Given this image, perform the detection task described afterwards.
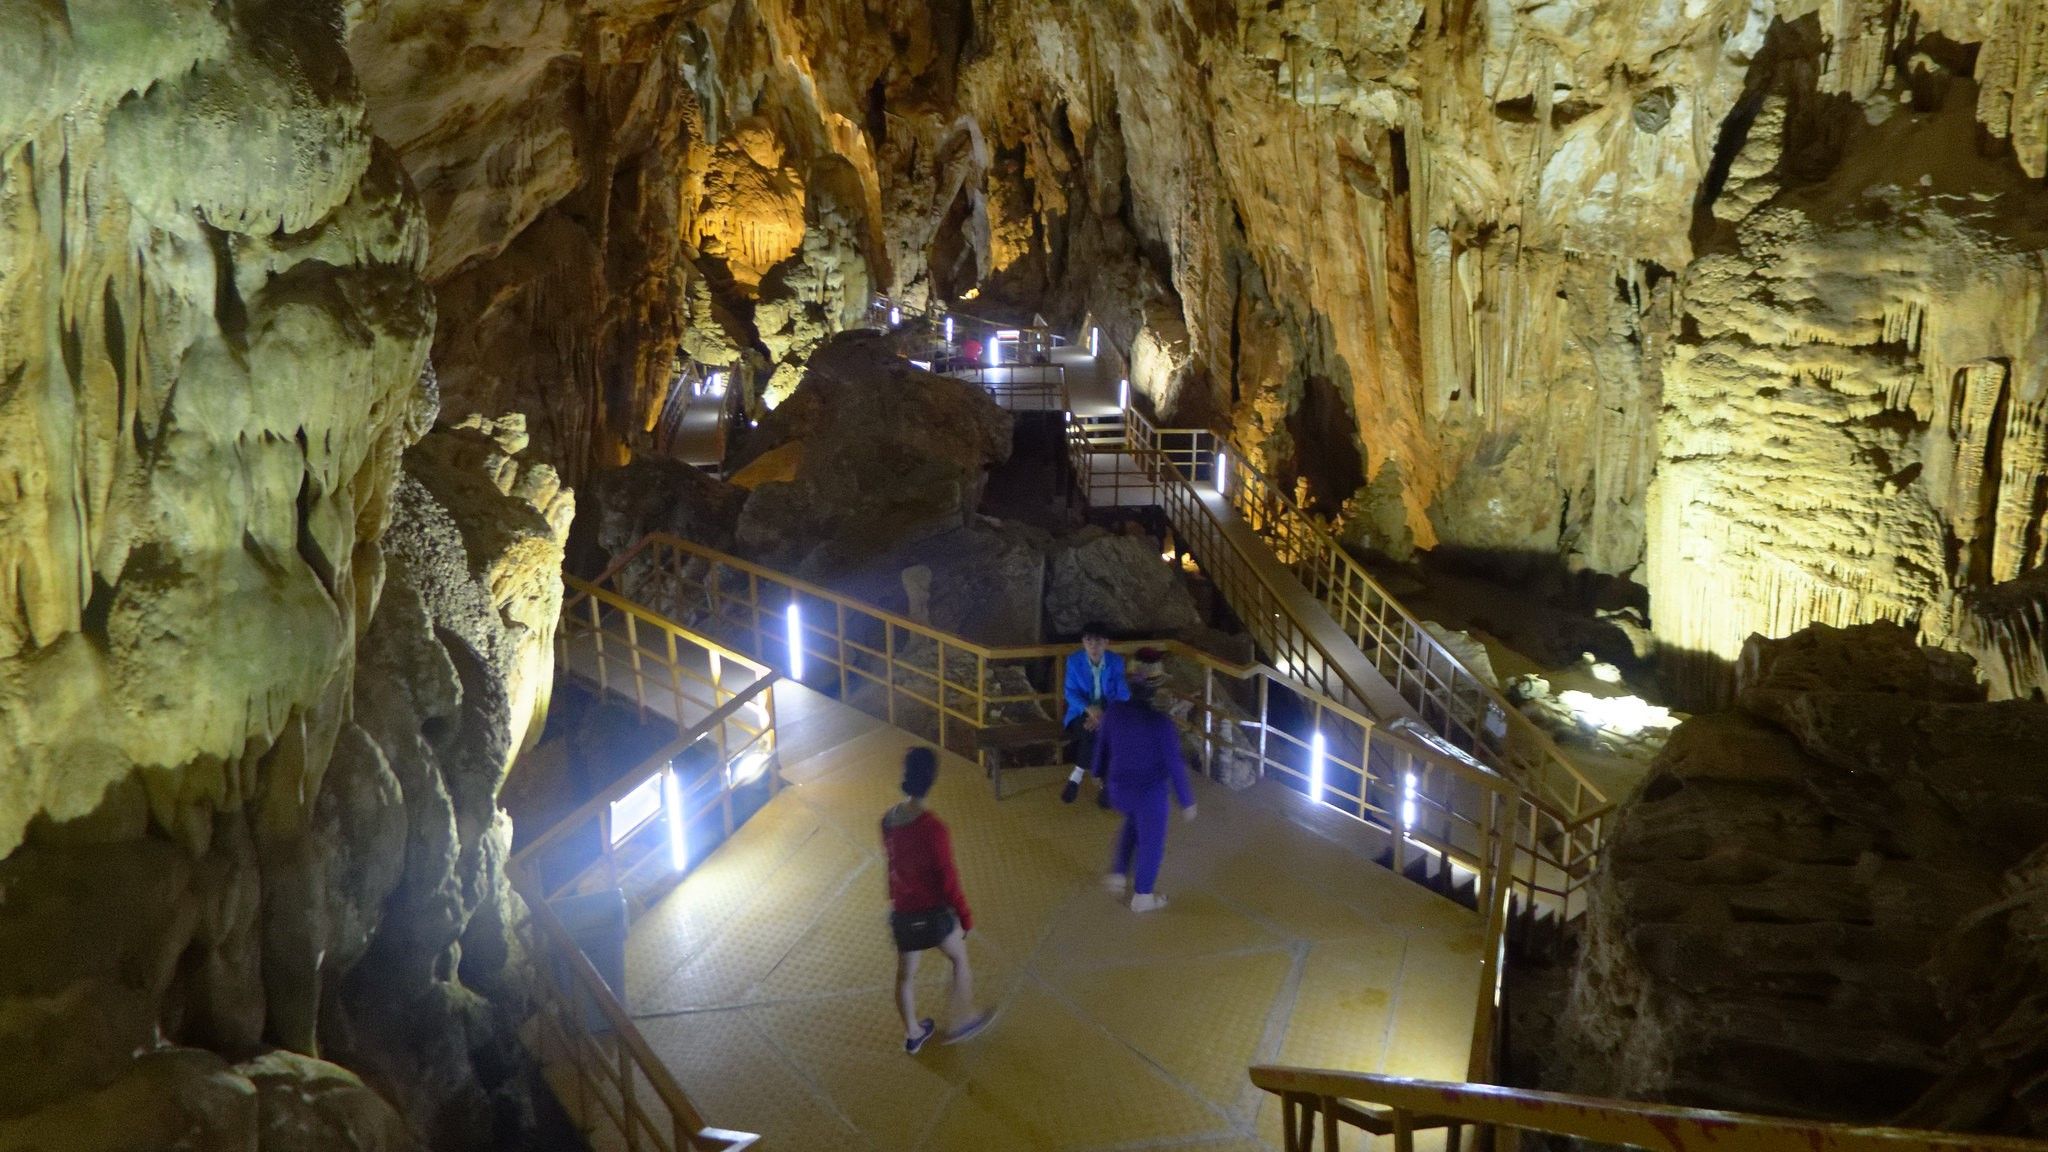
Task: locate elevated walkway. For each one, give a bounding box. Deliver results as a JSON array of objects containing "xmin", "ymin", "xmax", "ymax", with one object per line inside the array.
[{"xmin": 623, "ymin": 686, "xmax": 1482, "ymax": 1151}]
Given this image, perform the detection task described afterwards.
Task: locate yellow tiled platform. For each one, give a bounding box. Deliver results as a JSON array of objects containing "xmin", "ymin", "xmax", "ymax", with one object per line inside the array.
[{"xmin": 625, "ymin": 687, "xmax": 1485, "ymax": 1151}]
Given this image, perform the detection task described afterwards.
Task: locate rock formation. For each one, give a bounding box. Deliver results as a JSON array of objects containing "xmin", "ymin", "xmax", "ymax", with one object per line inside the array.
[
  {"xmin": 1566, "ymin": 623, "xmax": 2048, "ymax": 1132},
  {"xmin": 0, "ymin": 9, "xmax": 571, "ymax": 1141},
  {"xmin": 330, "ymin": 0, "xmax": 2048, "ymax": 702}
]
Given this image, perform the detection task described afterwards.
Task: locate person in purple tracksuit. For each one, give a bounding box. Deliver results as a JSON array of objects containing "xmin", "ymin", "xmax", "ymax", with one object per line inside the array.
[{"xmin": 1091, "ymin": 649, "xmax": 1196, "ymax": 912}]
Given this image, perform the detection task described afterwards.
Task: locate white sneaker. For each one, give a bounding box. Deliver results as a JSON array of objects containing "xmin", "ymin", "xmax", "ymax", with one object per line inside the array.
[
  {"xmin": 1101, "ymin": 872, "xmax": 1128, "ymax": 893},
  {"xmin": 1130, "ymin": 893, "xmax": 1168, "ymax": 913}
]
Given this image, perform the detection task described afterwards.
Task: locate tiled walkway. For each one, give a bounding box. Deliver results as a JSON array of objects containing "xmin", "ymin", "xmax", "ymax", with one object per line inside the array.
[{"xmin": 622, "ymin": 692, "xmax": 1485, "ymax": 1151}]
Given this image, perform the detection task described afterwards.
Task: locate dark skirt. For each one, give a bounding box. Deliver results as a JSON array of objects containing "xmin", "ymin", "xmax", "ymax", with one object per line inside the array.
[{"xmin": 890, "ymin": 907, "xmax": 958, "ymax": 953}]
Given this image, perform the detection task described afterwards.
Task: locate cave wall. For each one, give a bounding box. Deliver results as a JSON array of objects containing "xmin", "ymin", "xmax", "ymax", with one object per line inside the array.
[
  {"xmin": 397, "ymin": 0, "xmax": 2043, "ymax": 702},
  {"xmin": 0, "ymin": 4, "xmax": 570, "ymax": 1148}
]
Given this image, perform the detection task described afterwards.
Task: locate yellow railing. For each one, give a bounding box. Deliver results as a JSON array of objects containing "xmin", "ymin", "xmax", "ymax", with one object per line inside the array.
[
  {"xmin": 1249, "ymin": 1068, "xmax": 2048, "ymax": 1152},
  {"xmin": 1213, "ymin": 429, "xmax": 1607, "ymax": 822},
  {"xmin": 587, "ymin": 529, "xmax": 1623, "ymax": 1076},
  {"xmin": 510, "ymin": 598, "xmax": 782, "ymax": 1152},
  {"xmin": 1072, "ymin": 408, "xmax": 1610, "ymax": 907}
]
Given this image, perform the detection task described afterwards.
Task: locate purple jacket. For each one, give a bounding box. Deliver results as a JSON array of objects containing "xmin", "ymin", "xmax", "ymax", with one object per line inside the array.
[{"xmin": 1091, "ymin": 700, "xmax": 1194, "ymax": 811}]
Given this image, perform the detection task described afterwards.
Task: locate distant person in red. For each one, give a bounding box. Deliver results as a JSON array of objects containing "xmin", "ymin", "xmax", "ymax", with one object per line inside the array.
[
  {"xmin": 882, "ymin": 746, "xmax": 995, "ymax": 1053},
  {"xmin": 960, "ymin": 335, "xmax": 984, "ymax": 365}
]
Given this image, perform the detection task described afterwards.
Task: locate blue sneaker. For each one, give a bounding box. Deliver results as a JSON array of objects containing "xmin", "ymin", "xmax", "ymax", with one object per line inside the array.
[
  {"xmin": 904, "ymin": 1018, "xmax": 936, "ymax": 1055},
  {"xmin": 943, "ymin": 1009, "xmax": 997, "ymax": 1045}
]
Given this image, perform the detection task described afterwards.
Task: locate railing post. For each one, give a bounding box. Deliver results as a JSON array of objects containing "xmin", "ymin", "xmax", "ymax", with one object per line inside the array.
[
  {"xmin": 590, "ymin": 597, "xmax": 609, "ymax": 696},
  {"xmin": 886, "ymin": 625, "xmax": 899, "ymax": 727},
  {"xmin": 627, "ymin": 612, "xmax": 647, "ymax": 722},
  {"xmin": 620, "ymin": 1040, "xmax": 641, "ymax": 1152},
  {"xmin": 667, "ymin": 630, "xmax": 684, "ymax": 722},
  {"xmin": 837, "ymin": 602, "xmax": 849, "ymax": 700},
  {"xmin": 937, "ymin": 638, "xmax": 951, "ymax": 751},
  {"xmin": 1257, "ymin": 674, "xmax": 1271, "ymax": 774},
  {"xmin": 1202, "ymin": 664, "xmax": 1216, "ymax": 778}
]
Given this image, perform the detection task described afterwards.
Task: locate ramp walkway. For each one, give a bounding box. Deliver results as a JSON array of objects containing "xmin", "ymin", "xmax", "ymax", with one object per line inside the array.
[
  {"xmin": 624, "ymin": 691, "xmax": 1482, "ymax": 1151},
  {"xmin": 520, "ymin": 554, "xmax": 1502, "ymax": 1151}
]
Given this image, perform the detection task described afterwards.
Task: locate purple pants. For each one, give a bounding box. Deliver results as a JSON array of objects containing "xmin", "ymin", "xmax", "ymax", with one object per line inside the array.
[{"xmin": 1111, "ymin": 790, "xmax": 1170, "ymax": 895}]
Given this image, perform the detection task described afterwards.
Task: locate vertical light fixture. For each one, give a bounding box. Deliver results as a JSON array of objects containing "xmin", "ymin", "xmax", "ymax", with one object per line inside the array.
[
  {"xmin": 1118, "ymin": 378, "xmax": 1130, "ymax": 410},
  {"xmin": 663, "ymin": 766, "xmax": 688, "ymax": 870},
  {"xmin": 1309, "ymin": 731, "xmax": 1326, "ymax": 804},
  {"xmin": 944, "ymin": 316, "xmax": 955, "ymax": 343},
  {"xmin": 1216, "ymin": 449, "xmax": 1230, "ymax": 492},
  {"xmin": 989, "ymin": 338, "xmax": 1002, "ymax": 367},
  {"xmin": 785, "ymin": 601, "xmax": 805, "ymax": 680},
  {"xmin": 889, "ymin": 306, "xmax": 901, "ymax": 327},
  {"xmin": 1402, "ymin": 772, "xmax": 1419, "ymax": 830},
  {"xmin": 1089, "ymin": 326, "xmax": 1099, "ymax": 356}
]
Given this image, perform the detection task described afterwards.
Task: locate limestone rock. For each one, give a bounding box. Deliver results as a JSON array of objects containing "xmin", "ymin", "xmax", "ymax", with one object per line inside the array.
[
  {"xmin": 585, "ymin": 455, "xmax": 749, "ymax": 563},
  {"xmin": 0, "ymin": 1048, "xmax": 422, "ymax": 1152},
  {"xmin": 1566, "ymin": 623, "xmax": 2048, "ymax": 1129},
  {"xmin": 730, "ymin": 332, "xmax": 1012, "ymax": 577},
  {"xmin": 1047, "ymin": 529, "xmax": 1204, "ymax": 638}
]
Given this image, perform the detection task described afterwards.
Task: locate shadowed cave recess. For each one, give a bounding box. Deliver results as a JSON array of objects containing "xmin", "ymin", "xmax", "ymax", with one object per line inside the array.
[{"xmin": 5, "ymin": 0, "xmax": 2048, "ymax": 1149}]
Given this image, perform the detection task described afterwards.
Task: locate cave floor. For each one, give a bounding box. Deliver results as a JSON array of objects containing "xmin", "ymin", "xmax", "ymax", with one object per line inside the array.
[{"xmin": 602, "ymin": 685, "xmax": 1484, "ymax": 1152}]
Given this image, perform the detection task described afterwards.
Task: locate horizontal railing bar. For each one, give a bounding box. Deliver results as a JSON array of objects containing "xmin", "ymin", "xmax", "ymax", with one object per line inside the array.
[{"xmin": 1247, "ymin": 1068, "xmax": 2048, "ymax": 1152}]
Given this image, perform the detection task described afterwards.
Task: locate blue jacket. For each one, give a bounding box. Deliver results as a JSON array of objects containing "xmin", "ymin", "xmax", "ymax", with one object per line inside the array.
[
  {"xmin": 1062, "ymin": 649, "xmax": 1129, "ymax": 725},
  {"xmin": 1092, "ymin": 700, "xmax": 1195, "ymax": 811}
]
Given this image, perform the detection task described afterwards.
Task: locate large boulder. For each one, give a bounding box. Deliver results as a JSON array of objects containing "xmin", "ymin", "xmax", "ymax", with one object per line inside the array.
[
  {"xmin": 728, "ymin": 331, "xmax": 1012, "ymax": 578},
  {"xmin": 582, "ymin": 454, "xmax": 747, "ymax": 560},
  {"xmin": 1046, "ymin": 528, "xmax": 1203, "ymax": 638},
  {"xmin": 1565, "ymin": 622, "xmax": 2048, "ymax": 1132}
]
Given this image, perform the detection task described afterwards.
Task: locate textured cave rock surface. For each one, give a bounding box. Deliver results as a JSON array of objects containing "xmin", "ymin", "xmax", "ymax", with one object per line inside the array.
[
  {"xmin": 590, "ymin": 332, "xmax": 1231, "ymax": 649},
  {"xmin": 1563, "ymin": 622, "xmax": 2048, "ymax": 1134},
  {"xmin": 338, "ymin": 0, "xmax": 2048, "ymax": 704},
  {"xmin": 0, "ymin": 411, "xmax": 571, "ymax": 1148},
  {"xmin": 1046, "ymin": 529, "xmax": 1205, "ymax": 639}
]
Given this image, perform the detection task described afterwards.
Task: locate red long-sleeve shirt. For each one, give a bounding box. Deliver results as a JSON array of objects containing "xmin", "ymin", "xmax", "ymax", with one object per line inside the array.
[{"xmin": 881, "ymin": 808, "xmax": 973, "ymax": 932}]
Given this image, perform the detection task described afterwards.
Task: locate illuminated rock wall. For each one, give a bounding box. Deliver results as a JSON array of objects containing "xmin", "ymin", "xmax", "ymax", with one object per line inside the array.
[{"xmin": 0, "ymin": 5, "xmax": 568, "ymax": 1145}]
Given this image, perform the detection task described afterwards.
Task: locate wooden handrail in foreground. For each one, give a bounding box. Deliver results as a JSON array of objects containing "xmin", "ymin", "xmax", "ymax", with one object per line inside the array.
[{"xmin": 1248, "ymin": 1068, "xmax": 2048, "ymax": 1152}]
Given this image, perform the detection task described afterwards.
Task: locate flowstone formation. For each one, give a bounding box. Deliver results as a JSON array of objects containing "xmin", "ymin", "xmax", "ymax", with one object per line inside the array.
[
  {"xmin": 1565, "ymin": 623, "xmax": 2048, "ymax": 1133},
  {"xmin": 0, "ymin": 5, "xmax": 570, "ymax": 1147}
]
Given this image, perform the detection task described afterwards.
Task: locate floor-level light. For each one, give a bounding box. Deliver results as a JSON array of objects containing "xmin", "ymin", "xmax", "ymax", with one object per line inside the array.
[
  {"xmin": 889, "ymin": 306, "xmax": 901, "ymax": 327},
  {"xmin": 610, "ymin": 772, "xmax": 664, "ymax": 847},
  {"xmin": 1215, "ymin": 449, "xmax": 1229, "ymax": 492},
  {"xmin": 1309, "ymin": 731, "xmax": 1326, "ymax": 804},
  {"xmin": 1088, "ymin": 326, "xmax": 1099, "ymax": 356},
  {"xmin": 1118, "ymin": 378, "xmax": 1129, "ymax": 410},
  {"xmin": 663, "ymin": 766, "xmax": 688, "ymax": 870},
  {"xmin": 989, "ymin": 338, "xmax": 1002, "ymax": 367},
  {"xmin": 785, "ymin": 601, "xmax": 805, "ymax": 680},
  {"xmin": 1401, "ymin": 772, "xmax": 1419, "ymax": 830},
  {"xmin": 729, "ymin": 750, "xmax": 771, "ymax": 787}
]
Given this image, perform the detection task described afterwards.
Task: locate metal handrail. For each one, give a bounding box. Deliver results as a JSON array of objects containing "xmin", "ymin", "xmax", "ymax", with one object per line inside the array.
[
  {"xmin": 1209, "ymin": 427, "xmax": 1607, "ymax": 817},
  {"xmin": 1249, "ymin": 1067, "xmax": 2048, "ymax": 1152},
  {"xmin": 1093, "ymin": 407, "xmax": 1608, "ymax": 881},
  {"xmin": 588, "ymin": 529, "xmax": 1632, "ymax": 1076},
  {"xmin": 510, "ymin": 606, "xmax": 780, "ymax": 1152}
]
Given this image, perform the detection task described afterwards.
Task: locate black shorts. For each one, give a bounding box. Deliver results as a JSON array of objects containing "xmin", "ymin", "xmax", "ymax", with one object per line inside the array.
[{"xmin": 890, "ymin": 907, "xmax": 958, "ymax": 953}]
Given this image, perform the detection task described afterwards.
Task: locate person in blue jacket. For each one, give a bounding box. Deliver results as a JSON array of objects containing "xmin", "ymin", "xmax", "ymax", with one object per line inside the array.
[
  {"xmin": 1060, "ymin": 622, "xmax": 1128, "ymax": 807},
  {"xmin": 1093, "ymin": 649, "xmax": 1195, "ymax": 912}
]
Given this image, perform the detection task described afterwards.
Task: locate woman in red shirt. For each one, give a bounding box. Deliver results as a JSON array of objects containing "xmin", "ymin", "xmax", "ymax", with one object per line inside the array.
[{"xmin": 883, "ymin": 746, "xmax": 995, "ymax": 1053}]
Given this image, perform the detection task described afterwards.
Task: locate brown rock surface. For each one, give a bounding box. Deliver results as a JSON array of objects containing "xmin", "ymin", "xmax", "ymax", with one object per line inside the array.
[{"xmin": 1565, "ymin": 623, "xmax": 2048, "ymax": 1131}]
